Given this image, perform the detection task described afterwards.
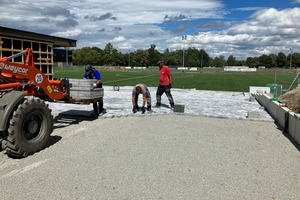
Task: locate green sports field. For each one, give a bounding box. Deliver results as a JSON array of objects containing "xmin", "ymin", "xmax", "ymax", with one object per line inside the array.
[{"xmin": 53, "ymin": 67, "xmax": 299, "ymax": 93}]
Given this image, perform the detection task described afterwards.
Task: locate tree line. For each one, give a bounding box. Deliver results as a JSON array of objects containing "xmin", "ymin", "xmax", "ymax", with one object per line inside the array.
[{"xmin": 72, "ymin": 43, "xmax": 300, "ymax": 68}]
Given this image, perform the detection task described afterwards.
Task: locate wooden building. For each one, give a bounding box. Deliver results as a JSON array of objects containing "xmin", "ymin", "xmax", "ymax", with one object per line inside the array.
[{"xmin": 0, "ymin": 26, "xmax": 77, "ymax": 79}]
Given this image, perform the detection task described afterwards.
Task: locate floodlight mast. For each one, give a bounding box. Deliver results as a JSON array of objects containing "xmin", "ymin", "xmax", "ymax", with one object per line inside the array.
[
  {"xmin": 182, "ymin": 35, "xmax": 187, "ymax": 67},
  {"xmin": 290, "ymin": 48, "xmax": 293, "ymax": 70},
  {"xmin": 128, "ymin": 50, "xmax": 130, "ymax": 67}
]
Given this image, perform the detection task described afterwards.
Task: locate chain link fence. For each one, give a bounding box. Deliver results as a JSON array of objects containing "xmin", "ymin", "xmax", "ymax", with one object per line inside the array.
[{"xmin": 270, "ymin": 69, "xmax": 300, "ymax": 97}]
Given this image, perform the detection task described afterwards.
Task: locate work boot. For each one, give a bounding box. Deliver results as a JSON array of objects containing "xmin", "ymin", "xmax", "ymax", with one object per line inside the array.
[
  {"xmin": 154, "ymin": 103, "xmax": 161, "ymax": 108},
  {"xmin": 171, "ymin": 104, "xmax": 174, "ymax": 110},
  {"xmin": 132, "ymin": 106, "xmax": 138, "ymax": 113},
  {"xmin": 141, "ymin": 107, "xmax": 146, "ymax": 114},
  {"xmin": 91, "ymin": 111, "xmax": 99, "ymax": 117},
  {"xmin": 92, "ymin": 103, "xmax": 98, "ymax": 116},
  {"xmin": 147, "ymin": 106, "xmax": 152, "ymax": 112}
]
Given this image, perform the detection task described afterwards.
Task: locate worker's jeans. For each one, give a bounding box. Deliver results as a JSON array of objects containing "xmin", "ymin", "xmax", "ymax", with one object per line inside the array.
[
  {"xmin": 156, "ymin": 85, "xmax": 174, "ymax": 107},
  {"xmin": 93, "ymin": 85, "xmax": 103, "ymax": 113}
]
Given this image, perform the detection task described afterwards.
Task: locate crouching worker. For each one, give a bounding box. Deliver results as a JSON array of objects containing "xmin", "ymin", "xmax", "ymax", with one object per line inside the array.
[{"xmin": 132, "ymin": 84, "xmax": 152, "ymax": 114}]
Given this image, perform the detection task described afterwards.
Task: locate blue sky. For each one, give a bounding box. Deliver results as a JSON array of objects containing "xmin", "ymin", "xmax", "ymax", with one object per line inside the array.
[{"xmin": 0, "ymin": 0, "xmax": 300, "ymax": 60}]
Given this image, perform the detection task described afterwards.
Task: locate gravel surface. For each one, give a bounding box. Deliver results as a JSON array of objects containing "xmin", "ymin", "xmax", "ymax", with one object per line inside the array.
[
  {"xmin": 47, "ymin": 86, "xmax": 273, "ymax": 120},
  {"xmin": 0, "ymin": 114, "xmax": 299, "ymax": 199}
]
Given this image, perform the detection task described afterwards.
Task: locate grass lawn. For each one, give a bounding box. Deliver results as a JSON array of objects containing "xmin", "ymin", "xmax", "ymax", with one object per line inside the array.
[{"xmin": 53, "ymin": 67, "xmax": 299, "ymax": 92}]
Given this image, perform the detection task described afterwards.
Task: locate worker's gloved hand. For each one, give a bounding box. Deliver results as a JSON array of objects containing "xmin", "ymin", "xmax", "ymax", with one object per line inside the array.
[
  {"xmin": 141, "ymin": 107, "xmax": 146, "ymax": 114},
  {"xmin": 168, "ymin": 83, "xmax": 172, "ymax": 89},
  {"xmin": 132, "ymin": 106, "xmax": 137, "ymax": 113},
  {"xmin": 93, "ymin": 83, "xmax": 97, "ymax": 87}
]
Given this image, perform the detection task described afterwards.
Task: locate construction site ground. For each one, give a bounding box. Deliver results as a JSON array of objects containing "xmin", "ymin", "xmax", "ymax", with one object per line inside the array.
[{"xmin": 0, "ymin": 87, "xmax": 299, "ymax": 199}]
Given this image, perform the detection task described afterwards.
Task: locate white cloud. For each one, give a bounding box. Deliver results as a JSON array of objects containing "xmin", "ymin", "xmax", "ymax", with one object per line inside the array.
[
  {"xmin": 109, "ymin": 36, "xmax": 126, "ymax": 43},
  {"xmin": 191, "ymin": 7, "xmax": 300, "ymax": 59},
  {"xmin": 235, "ymin": 7, "xmax": 267, "ymax": 11},
  {"xmin": 51, "ymin": 29, "xmax": 84, "ymax": 37},
  {"xmin": 250, "ymin": 8, "xmax": 300, "ymax": 27}
]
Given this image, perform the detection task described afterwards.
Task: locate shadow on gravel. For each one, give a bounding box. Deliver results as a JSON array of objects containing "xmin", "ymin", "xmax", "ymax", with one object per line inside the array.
[
  {"xmin": 275, "ymin": 121, "xmax": 300, "ymax": 151},
  {"xmin": 160, "ymin": 103, "xmax": 171, "ymax": 108},
  {"xmin": 46, "ymin": 135, "xmax": 62, "ymax": 148},
  {"xmin": 282, "ymin": 132, "xmax": 300, "ymax": 151},
  {"xmin": 53, "ymin": 109, "xmax": 98, "ymax": 130}
]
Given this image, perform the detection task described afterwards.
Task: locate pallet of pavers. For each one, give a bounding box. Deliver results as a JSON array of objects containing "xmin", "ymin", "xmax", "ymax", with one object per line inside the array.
[{"xmin": 68, "ymin": 78, "xmax": 104, "ymax": 104}]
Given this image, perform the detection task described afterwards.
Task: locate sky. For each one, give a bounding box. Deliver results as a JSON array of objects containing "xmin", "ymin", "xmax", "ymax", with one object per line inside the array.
[{"xmin": 1, "ymin": 0, "xmax": 300, "ymax": 60}]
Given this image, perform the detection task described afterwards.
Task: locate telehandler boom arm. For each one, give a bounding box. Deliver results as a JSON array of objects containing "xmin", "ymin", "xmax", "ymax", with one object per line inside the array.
[{"xmin": 0, "ymin": 48, "xmax": 69, "ymax": 101}]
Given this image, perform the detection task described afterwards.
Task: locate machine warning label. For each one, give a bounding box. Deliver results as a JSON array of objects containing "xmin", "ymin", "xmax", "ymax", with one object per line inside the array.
[
  {"xmin": 47, "ymin": 85, "xmax": 53, "ymax": 94},
  {"xmin": 35, "ymin": 73, "xmax": 43, "ymax": 84},
  {"xmin": 0, "ymin": 63, "xmax": 29, "ymax": 74}
]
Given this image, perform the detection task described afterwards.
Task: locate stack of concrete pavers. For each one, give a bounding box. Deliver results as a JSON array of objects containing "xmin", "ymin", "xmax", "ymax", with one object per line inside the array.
[{"xmin": 68, "ymin": 78, "xmax": 104, "ymax": 100}]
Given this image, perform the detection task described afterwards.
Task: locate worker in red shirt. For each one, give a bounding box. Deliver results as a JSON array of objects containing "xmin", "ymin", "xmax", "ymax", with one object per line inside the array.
[{"xmin": 155, "ymin": 60, "xmax": 174, "ymax": 109}]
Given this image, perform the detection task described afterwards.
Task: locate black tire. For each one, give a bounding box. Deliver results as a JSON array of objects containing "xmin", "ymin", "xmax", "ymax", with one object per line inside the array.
[{"xmin": 5, "ymin": 96, "xmax": 53, "ymax": 157}]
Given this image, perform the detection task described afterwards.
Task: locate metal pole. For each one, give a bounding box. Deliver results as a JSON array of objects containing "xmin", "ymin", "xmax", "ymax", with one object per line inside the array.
[
  {"xmin": 183, "ymin": 48, "xmax": 184, "ymax": 67},
  {"xmin": 274, "ymin": 70, "xmax": 277, "ymax": 97},
  {"xmin": 182, "ymin": 37, "xmax": 184, "ymax": 67},
  {"xmin": 290, "ymin": 48, "xmax": 293, "ymax": 70},
  {"xmin": 182, "ymin": 35, "xmax": 187, "ymax": 67},
  {"xmin": 128, "ymin": 50, "xmax": 130, "ymax": 66},
  {"xmin": 66, "ymin": 47, "xmax": 68, "ymax": 67},
  {"xmin": 201, "ymin": 51, "xmax": 203, "ymax": 67}
]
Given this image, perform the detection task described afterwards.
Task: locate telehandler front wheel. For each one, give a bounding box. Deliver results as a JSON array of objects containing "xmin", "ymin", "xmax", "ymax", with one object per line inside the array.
[{"xmin": 6, "ymin": 96, "xmax": 53, "ymax": 157}]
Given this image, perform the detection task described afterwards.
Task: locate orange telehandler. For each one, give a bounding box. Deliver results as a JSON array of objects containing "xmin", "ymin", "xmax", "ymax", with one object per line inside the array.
[{"xmin": 0, "ymin": 48, "xmax": 71, "ymax": 157}]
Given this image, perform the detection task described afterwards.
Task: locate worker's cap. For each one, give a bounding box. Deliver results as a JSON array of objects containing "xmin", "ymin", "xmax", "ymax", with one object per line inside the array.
[
  {"xmin": 157, "ymin": 60, "xmax": 164, "ymax": 64},
  {"xmin": 85, "ymin": 64, "xmax": 92, "ymax": 75}
]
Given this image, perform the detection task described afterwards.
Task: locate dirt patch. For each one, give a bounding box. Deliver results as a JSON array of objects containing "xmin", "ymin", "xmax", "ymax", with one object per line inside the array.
[{"xmin": 278, "ymin": 86, "xmax": 300, "ymax": 113}]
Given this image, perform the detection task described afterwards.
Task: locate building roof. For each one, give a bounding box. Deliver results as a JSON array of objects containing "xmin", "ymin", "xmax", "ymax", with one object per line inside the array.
[{"xmin": 0, "ymin": 26, "xmax": 77, "ymax": 47}]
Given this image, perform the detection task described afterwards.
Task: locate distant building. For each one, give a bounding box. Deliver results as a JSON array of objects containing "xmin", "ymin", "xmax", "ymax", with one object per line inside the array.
[
  {"xmin": 224, "ymin": 66, "xmax": 257, "ymax": 72},
  {"xmin": 53, "ymin": 48, "xmax": 73, "ymax": 67},
  {"xmin": 0, "ymin": 26, "xmax": 76, "ymax": 79}
]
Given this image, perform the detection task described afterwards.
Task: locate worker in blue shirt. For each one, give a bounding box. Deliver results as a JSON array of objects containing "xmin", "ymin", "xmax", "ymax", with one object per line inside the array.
[{"xmin": 84, "ymin": 64, "xmax": 104, "ymax": 116}]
